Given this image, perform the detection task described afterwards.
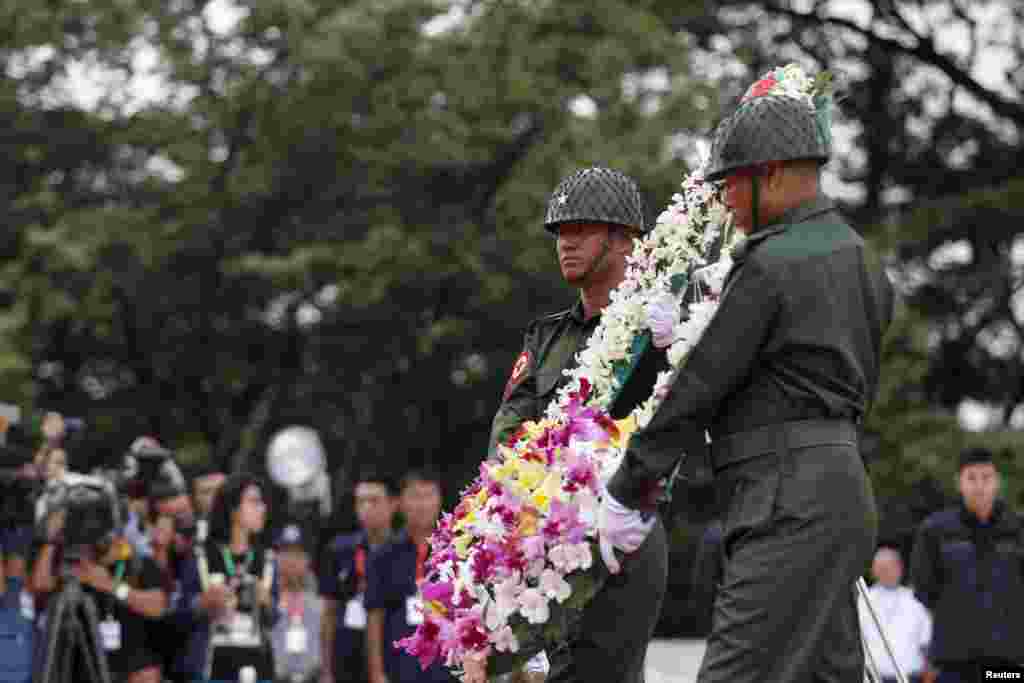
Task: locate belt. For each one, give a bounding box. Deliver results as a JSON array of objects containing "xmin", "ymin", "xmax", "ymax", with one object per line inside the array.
[{"xmin": 711, "ymin": 419, "xmax": 858, "ymax": 472}]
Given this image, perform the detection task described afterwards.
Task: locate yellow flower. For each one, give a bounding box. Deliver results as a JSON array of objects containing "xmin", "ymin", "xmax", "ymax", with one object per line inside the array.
[
  {"xmin": 428, "ymin": 600, "xmax": 447, "ymax": 617},
  {"xmin": 520, "ymin": 420, "xmax": 548, "ymax": 441},
  {"xmin": 513, "ymin": 459, "xmax": 546, "ymax": 492},
  {"xmin": 489, "ymin": 460, "xmax": 517, "ymax": 484},
  {"xmin": 531, "ymin": 471, "xmax": 563, "ymax": 512},
  {"xmin": 454, "ymin": 533, "xmax": 474, "ymax": 559},
  {"xmin": 612, "ymin": 414, "xmax": 638, "ymax": 450}
]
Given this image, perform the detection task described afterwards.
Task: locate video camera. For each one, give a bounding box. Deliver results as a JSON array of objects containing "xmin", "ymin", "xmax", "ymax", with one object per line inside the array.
[
  {"xmin": 101, "ymin": 436, "xmax": 199, "ymax": 542},
  {"xmin": 36, "ymin": 473, "xmax": 122, "ymax": 561},
  {"xmin": 0, "ymin": 423, "xmax": 41, "ymax": 528},
  {"xmin": 115, "ymin": 437, "xmax": 186, "ymax": 499}
]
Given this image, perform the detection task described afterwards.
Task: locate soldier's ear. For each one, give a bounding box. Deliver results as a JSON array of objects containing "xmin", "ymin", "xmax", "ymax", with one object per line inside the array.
[
  {"xmin": 763, "ymin": 161, "xmax": 787, "ymax": 191},
  {"xmin": 609, "ymin": 226, "xmax": 638, "ymax": 253}
]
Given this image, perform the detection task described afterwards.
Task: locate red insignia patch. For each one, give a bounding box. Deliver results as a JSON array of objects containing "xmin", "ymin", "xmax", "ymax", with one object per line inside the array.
[
  {"xmin": 742, "ymin": 76, "xmax": 778, "ymax": 102},
  {"xmin": 502, "ymin": 351, "xmax": 531, "ymax": 401}
]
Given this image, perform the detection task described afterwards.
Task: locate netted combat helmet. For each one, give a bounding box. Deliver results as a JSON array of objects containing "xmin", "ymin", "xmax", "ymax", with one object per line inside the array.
[
  {"xmin": 544, "ymin": 167, "xmax": 646, "ymax": 235},
  {"xmin": 704, "ymin": 67, "xmax": 833, "ymax": 182}
]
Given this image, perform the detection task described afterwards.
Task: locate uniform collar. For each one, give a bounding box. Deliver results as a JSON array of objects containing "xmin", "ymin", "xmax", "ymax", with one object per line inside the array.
[
  {"xmin": 768, "ymin": 195, "xmax": 837, "ymax": 228},
  {"xmin": 568, "ymin": 299, "xmax": 601, "ymax": 326},
  {"xmin": 959, "ymin": 498, "xmax": 1010, "ymax": 529},
  {"xmin": 731, "ymin": 195, "xmax": 837, "ymax": 262}
]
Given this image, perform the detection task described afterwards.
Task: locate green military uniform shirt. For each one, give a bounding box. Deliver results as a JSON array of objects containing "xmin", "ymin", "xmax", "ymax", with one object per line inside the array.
[
  {"xmin": 609, "ymin": 195, "xmax": 895, "ymax": 507},
  {"xmin": 489, "ymin": 301, "xmax": 600, "ymax": 454}
]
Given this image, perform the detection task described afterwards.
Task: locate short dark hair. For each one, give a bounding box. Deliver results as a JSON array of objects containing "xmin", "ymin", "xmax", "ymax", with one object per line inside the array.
[
  {"xmin": 400, "ymin": 466, "xmax": 443, "ymax": 494},
  {"xmin": 207, "ymin": 473, "xmax": 264, "ymax": 544},
  {"xmin": 610, "ymin": 224, "xmax": 643, "ymax": 240},
  {"xmin": 958, "ymin": 447, "xmax": 996, "ymax": 472},
  {"xmin": 355, "ymin": 464, "xmax": 399, "ymax": 496}
]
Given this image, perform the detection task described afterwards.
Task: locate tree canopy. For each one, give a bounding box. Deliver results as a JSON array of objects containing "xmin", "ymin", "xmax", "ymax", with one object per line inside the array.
[
  {"xmin": 0, "ymin": 0, "xmax": 716, "ymax": 485},
  {"xmin": 2, "ymin": 0, "xmax": 1023, "ymax": 566}
]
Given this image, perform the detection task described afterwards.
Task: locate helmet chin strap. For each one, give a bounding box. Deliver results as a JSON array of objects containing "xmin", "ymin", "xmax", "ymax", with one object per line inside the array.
[{"xmin": 578, "ymin": 237, "xmax": 612, "ymax": 284}]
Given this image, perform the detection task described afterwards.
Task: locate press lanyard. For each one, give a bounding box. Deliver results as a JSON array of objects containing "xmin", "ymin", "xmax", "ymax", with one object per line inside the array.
[
  {"xmin": 415, "ymin": 542, "xmax": 427, "ymax": 584},
  {"xmin": 221, "ymin": 547, "xmax": 254, "ymax": 579},
  {"xmin": 107, "ymin": 561, "xmax": 126, "ymax": 618},
  {"xmin": 354, "ymin": 546, "xmax": 366, "ymax": 581}
]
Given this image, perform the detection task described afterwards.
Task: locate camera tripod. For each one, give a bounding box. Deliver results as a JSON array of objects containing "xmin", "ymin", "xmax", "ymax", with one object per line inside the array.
[{"xmin": 37, "ymin": 563, "xmax": 113, "ymax": 683}]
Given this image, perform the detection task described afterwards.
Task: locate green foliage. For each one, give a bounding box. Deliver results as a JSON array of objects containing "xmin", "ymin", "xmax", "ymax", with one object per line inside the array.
[
  {"xmin": 0, "ymin": 0, "xmax": 712, "ymax": 484},
  {"xmin": 867, "ymin": 178, "xmax": 1024, "ymax": 527}
]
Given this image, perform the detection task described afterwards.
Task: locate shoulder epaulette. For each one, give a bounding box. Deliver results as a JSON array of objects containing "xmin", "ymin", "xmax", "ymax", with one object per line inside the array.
[{"xmin": 531, "ymin": 307, "xmax": 574, "ymax": 326}]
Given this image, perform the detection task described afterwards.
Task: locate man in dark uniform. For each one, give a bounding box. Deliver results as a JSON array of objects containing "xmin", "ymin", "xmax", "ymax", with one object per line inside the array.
[
  {"xmin": 602, "ymin": 73, "xmax": 895, "ymax": 683},
  {"xmin": 488, "ymin": 167, "xmax": 668, "ymax": 683},
  {"xmin": 320, "ymin": 466, "xmax": 398, "ymax": 683},
  {"xmin": 910, "ymin": 448, "xmax": 1024, "ymax": 681}
]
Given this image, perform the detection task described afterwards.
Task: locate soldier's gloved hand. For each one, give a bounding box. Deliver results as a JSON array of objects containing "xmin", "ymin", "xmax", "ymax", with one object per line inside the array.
[{"xmin": 598, "ymin": 489, "xmax": 655, "ymax": 575}]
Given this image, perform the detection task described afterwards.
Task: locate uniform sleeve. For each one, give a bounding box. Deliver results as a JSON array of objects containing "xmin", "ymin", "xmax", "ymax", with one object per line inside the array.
[
  {"xmin": 608, "ymin": 258, "xmax": 781, "ymax": 507},
  {"xmin": 909, "ymin": 521, "xmax": 941, "ymax": 609},
  {"xmin": 363, "ymin": 546, "xmax": 390, "ymax": 611},
  {"xmin": 488, "ymin": 327, "xmax": 542, "ymax": 455}
]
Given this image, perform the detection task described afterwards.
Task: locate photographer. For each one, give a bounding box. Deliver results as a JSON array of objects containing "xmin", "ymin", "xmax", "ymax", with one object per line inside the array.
[
  {"xmin": 179, "ymin": 473, "xmax": 279, "ymax": 682},
  {"xmin": 0, "ymin": 424, "xmax": 40, "ymax": 602},
  {"xmin": 29, "ymin": 477, "xmax": 168, "ymax": 683},
  {"xmin": 106, "ymin": 437, "xmax": 201, "ymax": 683},
  {"xmin": 143, "ymin": 482, "xmax": 199, "ymax": 683},
  {"xmin": 121, "ymin": 437, "xmax": 192, "ymax": 558}
]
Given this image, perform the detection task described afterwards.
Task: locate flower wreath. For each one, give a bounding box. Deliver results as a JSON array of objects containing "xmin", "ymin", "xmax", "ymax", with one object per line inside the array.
[{"xmin": 400, "ymin": 62, "xmax": 832, "ymax": 682}]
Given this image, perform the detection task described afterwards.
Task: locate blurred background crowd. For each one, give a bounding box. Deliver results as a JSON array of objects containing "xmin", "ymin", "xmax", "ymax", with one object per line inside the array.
[{"xmin": 0, "ymin": 0, "xmax": 1022, "ymax": 681}]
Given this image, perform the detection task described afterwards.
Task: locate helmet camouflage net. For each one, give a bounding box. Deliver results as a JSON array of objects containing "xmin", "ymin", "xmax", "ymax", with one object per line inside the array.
[
  {"xmin": 705, "ymin": 64, "xmax": 835, "ymax": 182},
  {"xmin": 544, "ymin": 167, "xmax": 647, "ymax": 235}
]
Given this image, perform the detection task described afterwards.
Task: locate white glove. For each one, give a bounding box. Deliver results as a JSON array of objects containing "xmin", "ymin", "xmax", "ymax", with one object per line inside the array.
[
  {"xmin": 524, "ymin": 651, "xmax": 550, "ymax": 674},
  {"xmin": 598, "ymin": 489, "xmax": 656, "ymax": 575}
]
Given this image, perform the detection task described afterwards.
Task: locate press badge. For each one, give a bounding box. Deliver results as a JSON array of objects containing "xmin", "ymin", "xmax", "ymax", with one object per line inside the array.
[
  {"xmin": 230, "ymin": 612, "xmax": 260, "ymax": 647},
  {"xmin": 20, "ymin": 591, "xmax": 35, "ymax": 621},
  {"xmin": 405, "ymin": 595, "xmax": 424, "ymax": 626},
  {"xmin": 343, "ymin": 594, "xmax": 367, "ymax": 630},
  {"xmin": 99, "ymin": 618, "xmax": 122, "ymax": 651},
  {"xmin": 285, "ymin": 619, "xmax": 308, "ymax": 654}
]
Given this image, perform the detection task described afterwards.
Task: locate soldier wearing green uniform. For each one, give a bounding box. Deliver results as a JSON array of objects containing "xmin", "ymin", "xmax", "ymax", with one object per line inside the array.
[
  {"xmin": 603, "ymin": 71, "xmax": 895, "ymax": 683},
  {"xmin": 488, "ymin": 167, "xmax": 668, "ymax": 683}
]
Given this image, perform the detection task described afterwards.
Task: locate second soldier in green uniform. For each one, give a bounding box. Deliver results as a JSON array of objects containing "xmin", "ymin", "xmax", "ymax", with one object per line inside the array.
[{"xmin": 488, "ymin": 167, "xmax": 669, "ymax": 683}]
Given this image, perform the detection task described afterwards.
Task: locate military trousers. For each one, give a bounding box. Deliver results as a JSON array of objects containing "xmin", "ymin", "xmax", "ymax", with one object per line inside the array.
[
  {"xmin": 548, "ymin": 516, "xmax": 668, "ymax": 683},
  {"xmin": 698, "ymin": 419, "xmax": 878, "ymax": 683}
]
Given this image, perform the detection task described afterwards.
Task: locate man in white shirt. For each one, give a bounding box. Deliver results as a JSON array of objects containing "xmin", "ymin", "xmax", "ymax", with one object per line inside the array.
[{"xmin": 858, "ymin": 547, "xmax": 932, "ymax": 683}]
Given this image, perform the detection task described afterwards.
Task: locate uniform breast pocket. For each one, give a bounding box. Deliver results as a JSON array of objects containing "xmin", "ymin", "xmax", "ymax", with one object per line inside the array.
[{"xmin": 535, "ymin": 370, "xmax": 564, "ymax": 402}]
